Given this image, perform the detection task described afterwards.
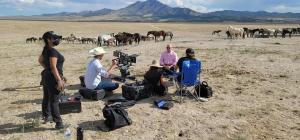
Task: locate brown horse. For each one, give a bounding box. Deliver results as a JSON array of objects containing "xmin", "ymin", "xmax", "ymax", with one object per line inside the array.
[
  {"xmin": 147, "ymin": 31, "xmax": 166, "ymax": 42},
  {"xmin": 26, "ymin": 37, "xmax": 38, "ymax": 43},
  {"xmin": 212, "ymin": 30, "xmax": 222, "ymax": 35},
  {"xmin": 114, "ymin": 32, "xmax": 134, "ymax": 46}
]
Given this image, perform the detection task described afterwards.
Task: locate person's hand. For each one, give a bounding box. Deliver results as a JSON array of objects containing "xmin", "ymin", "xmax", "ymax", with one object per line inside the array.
[
  {"xmin": 163, "ymin": 65, "xmax": 170, "ymax": 70},
  {"xmin": 62, "ymin": 76, "xmax": 67, "ymax": 83},
  {"xmin": 56, "ymin": 80, "xmax": 65, "ymax": 92},
  {"xmin": 112, "ymin": 59, "xmax": 118, "ymax": 66}
]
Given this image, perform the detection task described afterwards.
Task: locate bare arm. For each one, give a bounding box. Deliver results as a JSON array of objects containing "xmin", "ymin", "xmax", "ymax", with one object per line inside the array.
[
  {"xmin": 160, "ymin": 75, "xmax": 166, "ymax": 86},
  {"xmin": 38, "ymin": 55, "xmax": 46, "ymax": 69},
  {"xmin": 107, "ymin": 64, "xmax": 117, "ymax": 76},
  {"xmin": 49, "ymin": 57, "xmax": 62, "ymax": 82}
]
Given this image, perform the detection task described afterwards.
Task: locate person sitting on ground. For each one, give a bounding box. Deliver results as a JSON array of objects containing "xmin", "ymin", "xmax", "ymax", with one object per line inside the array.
[
  {"xmin": 144, "ymin": 60, "xmax": 168, "ymax": 96},
  {"xmin": 84, "ymin": 47, "xmax": 119, "ymax": 91},
  {"xmin": 159, "ymin": 44, "xmax": 178, "ymax": 75}
]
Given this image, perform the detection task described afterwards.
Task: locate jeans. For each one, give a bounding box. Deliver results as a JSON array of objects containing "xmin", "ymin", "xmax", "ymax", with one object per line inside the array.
[
  {"xmin": 95, "ymin": 81, "xmax": 119, "ymax": 91},
  {"xmin": 162, "ymin": 67, "xmax": 176, "ymax": 76}
]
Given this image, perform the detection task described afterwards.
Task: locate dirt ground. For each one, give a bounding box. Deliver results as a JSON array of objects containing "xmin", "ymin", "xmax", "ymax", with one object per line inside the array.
[{"xmin": 0, "ymin": 20, "xmax": 299, "ymax": 140}]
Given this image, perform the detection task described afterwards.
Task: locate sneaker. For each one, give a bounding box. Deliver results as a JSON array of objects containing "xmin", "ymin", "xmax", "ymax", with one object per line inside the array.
[
  {"xmin": 198, "ymin": 97, "xmax": 208, "ymax": 102},
  {"xmin": 55, "ymin": 122, "xmax": 64, "ymax": 129}
]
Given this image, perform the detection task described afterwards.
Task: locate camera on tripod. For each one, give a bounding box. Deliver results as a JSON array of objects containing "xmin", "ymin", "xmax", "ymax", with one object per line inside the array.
[
  {"xmin": 113, "ymin": 50, "xmax": 137, "ymax": 66},
  {"xmin": 113, "ymin": 50, "xmax": 139, "ymax": 82}
]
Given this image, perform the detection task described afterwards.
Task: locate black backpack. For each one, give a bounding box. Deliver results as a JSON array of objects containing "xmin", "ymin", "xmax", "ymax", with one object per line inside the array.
[
  {"xmin": 196, "ymin": 81, "xmax": 213, "ymax": 98},
  {"xmin": 102, "ymin": 104, "xmax": 132, "ymax": 131}
]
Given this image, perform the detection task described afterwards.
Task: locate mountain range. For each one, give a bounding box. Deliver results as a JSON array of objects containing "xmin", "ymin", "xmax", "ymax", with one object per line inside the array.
[{"xmin": 2, "ymin": 0, "xmax": 300, "ymax": 23}]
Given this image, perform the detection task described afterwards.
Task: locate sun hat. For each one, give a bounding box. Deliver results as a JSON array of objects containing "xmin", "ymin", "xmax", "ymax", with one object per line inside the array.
[
  {"xmin": 89, "ymin": 47, "xmax": 106, "ymax": 56},
  {"xmin": 149, "ymin": 60, "xmax": 163, "ymax": 68}
]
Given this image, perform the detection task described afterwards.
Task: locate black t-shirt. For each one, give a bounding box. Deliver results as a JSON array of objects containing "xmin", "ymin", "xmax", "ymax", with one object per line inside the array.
[
  {"xmin": 176, "ymin": 57, "xmax": 196, "ymax": 72},
  {"xmin": 42, "ymin": 46, "xmax": 65, "ymax": 76},
  {"xmin": 144, "ymin": 67, "xmax": 164, "ymax": 86}
]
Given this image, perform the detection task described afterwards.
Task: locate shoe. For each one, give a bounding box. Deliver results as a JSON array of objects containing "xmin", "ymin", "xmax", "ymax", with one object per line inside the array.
[
  {"xmin": 42, "ymin": 117, "xmax": 49, "ymax": 124},
  {"xmin": 198, "ymin": 97, "xmax": 208, "ymax": 102},
  {"xmin": 55, "ymin": 122, "xmax": 64, "ymax": 129}
]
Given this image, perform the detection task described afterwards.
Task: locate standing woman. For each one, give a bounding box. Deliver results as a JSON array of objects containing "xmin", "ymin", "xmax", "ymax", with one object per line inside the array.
[{"xmin": 38, "ymin": 31, "xmax": 65, "ymax": 129}]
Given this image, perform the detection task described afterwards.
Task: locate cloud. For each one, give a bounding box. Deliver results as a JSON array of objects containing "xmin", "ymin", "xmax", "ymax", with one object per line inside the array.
[
  {"xmin": 18, "ymin": 0, "xmax": 35, "ymax": 4},
  {"xmin": 267, "ymin": 5, "xmax": 300, "ymax": 13},
  {"xmin": 160, "ymin": 0, "xmax": 220, "ymax": 13},
  {"xmin": 43, "ymin": 0, "xmax": 64, "ymax": 8},
  {"xmin": 1, "ymin": 0, "xmax": 300, "ymax": 16}
]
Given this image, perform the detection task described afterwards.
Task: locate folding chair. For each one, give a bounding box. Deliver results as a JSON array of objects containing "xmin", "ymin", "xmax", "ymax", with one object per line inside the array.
[{"xmin": 176, "ymin": 60, "xmax": 202, "ymax": 103}]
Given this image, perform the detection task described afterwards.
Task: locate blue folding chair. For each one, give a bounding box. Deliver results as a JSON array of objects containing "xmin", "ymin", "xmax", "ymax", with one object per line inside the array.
[{"xmin": 177, "ymin": 60, "xmax": 202, "ymax": 103}]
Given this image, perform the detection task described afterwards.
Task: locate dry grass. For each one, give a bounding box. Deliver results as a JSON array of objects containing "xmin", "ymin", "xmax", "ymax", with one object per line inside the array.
[{"xmin": 0, "ymin": 20, "xmax": 299, "ymax": 140}]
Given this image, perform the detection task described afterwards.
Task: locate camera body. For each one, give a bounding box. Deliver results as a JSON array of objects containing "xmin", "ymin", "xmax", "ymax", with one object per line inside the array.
[
  {"xmin": 113, "ymin": 50, "xmax": 139, "ymax": 82},
  {"xmin": 113, "ymin": 50, "xmax": 137, "ymax": 66}
]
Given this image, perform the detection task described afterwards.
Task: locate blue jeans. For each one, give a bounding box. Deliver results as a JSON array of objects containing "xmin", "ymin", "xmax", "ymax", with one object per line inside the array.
[{"xmin": 95, "ymin": 81, "xmax": 119, "ymax": 91}]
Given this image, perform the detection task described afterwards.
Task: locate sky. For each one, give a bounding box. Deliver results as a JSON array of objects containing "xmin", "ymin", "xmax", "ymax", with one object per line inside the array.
[{"xmin": 0, "ymin": 0, "xmax": 300, "ymax": 16}]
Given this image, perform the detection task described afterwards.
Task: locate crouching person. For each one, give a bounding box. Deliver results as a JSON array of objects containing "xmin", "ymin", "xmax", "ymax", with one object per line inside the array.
[
  {"xmin": 84, "ymin": 47, "xmax": 119, "ymax": 91},
  {"xmin": 144, "ymin": 60, "xmax": 168, "ymax": 96}
]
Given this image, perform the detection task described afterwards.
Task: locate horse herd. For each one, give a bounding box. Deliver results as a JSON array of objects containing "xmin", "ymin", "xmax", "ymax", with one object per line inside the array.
[
  {"xmin": 25, "ymin": 30, "xmax": 174, "ymax": 46},
  {"xmin": 213, "ymin": 26, "xmax": 300, "ymax": 39}
]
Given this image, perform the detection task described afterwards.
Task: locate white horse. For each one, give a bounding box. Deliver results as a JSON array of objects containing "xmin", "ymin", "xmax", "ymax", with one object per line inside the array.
[
  {"xmin": 98, "ymin": 34, "xmax": 115, "ymax": 46},
  {"xmin": 274, "ymin": 29, "xmax": 283, "ymax": 38},
  {"xmin": 265, "ymin": 28, "xmax": 276, "ymax": 37},
  {"xmin": 227, "ymin": 26, "xmax": 245, "ymax": 39}
]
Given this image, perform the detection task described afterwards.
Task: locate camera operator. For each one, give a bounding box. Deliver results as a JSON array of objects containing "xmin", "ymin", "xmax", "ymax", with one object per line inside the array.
[
  {"xmin": 84, "ymin": 47, "xmax": 119, "ymax": 91},
  {"xmin": 38, "ymin": 31, "xmax": 65, "ymax": 129}
]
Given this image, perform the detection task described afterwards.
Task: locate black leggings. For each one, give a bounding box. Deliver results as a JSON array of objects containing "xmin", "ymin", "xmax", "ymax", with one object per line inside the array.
[{"xmin": 42, "ymin": 71, "xmax": 62, "ymax": 123}]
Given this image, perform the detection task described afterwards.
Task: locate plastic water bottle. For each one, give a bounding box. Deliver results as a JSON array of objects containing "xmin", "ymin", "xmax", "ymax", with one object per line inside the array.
[
  {"xmin": 77, "ymin": 127, "xmax": 84, "ymax": 140},
  {"xmin": 198, "ymin": 97, "xmax": 208, "ymax": 102},
  {"xmin": 64, "ymin": 127, "xmax": 71, "ymax": 140}
]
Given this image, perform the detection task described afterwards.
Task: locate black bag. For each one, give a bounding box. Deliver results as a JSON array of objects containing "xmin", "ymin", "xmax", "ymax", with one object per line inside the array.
[
  {"xmin": 59, "ymin": 95, "xmax": 82, "ymax": 115},
  {"xmin": 106, "ymin": 96, "xmax": 136, "ymax": 109},
  {"xmin": 102, "ymin": 104, "xmax": 132, "ymax": 131},
  {"xmin": 79, "ymin": 88, "xmax": 106, "ymax": 101},
  {"xmin": 79, "ymin": 76, "xmax": 85, "ymax": 87},
  {"xmin": 122, "ymin": 81, "xmax": 149, "ymax": 101},
  {"xmin": 196, "ymin": 81, "xmax": 213, "ymax": 98}
]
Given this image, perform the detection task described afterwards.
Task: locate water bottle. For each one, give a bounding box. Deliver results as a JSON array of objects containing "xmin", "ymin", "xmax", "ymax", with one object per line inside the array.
[
  {"xmin": 77, "ymin": 127, "xmax": 84, "ymax": 140},
  {"xmin": 64, "ymin": 127, "xmax": 71, "ymax": 140}
]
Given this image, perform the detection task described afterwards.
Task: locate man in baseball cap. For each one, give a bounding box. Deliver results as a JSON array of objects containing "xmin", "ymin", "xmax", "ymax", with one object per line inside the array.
[
  {"xmin": 84, "ymin": 47, "xmax": 119, "ymax": 91},
  {"xmin": 176, "ymin": 48, "xmax": 196, "ymax": 72}
]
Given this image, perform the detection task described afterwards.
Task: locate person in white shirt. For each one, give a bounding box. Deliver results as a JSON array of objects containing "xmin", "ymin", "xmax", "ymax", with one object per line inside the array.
[{"xmin": 84, "ymin": 47, "xmax": 119, "ymax": 91}]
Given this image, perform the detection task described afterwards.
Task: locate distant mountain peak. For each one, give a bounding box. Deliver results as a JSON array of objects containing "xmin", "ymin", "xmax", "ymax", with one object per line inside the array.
[{"xmin": 8, "ymin": 0, "xmax": 300, "ymax": 22}]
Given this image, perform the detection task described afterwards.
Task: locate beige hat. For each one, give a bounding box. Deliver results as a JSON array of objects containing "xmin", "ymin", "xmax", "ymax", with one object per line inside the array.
[
  {"xmin": 89, "ymin": 47, "xmax": 106, "ymax": 56},
  {"xmin": 149, "ymin": 60, "xmax": 163, "ymax": 68}
]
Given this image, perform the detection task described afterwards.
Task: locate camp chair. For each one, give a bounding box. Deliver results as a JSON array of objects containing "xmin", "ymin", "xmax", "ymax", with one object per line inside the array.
[{"xmin": 176, "ymin": 60, "xmax": 201, "ymax": 103}]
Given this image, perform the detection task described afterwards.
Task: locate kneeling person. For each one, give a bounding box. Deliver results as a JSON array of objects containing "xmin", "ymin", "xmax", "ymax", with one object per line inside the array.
[
  {"xmin": 84, "ymin": 47, "xmax": 119, "ymax": 91},
  {"xmin": 144, "ymin": 60, "xmax": 168, "ymax": 96}
]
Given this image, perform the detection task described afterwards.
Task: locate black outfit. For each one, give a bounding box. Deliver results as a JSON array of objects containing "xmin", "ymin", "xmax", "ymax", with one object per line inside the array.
[
  {"xmin": 176, "ymin": 56, "xmax": 196, "ymax": 72},
  {"xmin": 176, "ymin": 56, "xmax": 196, "ymax": 82},
  {"xmin": 144, "ymin": 67, "xmax": 167, "ymax": 96},
  {"xmin": 41, "ymin": 46, "xmax": 65, "ymax": 123},
  {"xmin": 162, "ymin": 66, "xmax": 176, "ymax": 76}
]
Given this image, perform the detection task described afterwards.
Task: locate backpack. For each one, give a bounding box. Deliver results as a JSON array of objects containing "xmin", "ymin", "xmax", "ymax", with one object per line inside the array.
[
  {"xmin": 102, "ymin": 104, "xmax": 132, "ymax": 131},
  {"xmin": 195, "ymin": 81, "xmax": 213, "ymax": 98}
]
